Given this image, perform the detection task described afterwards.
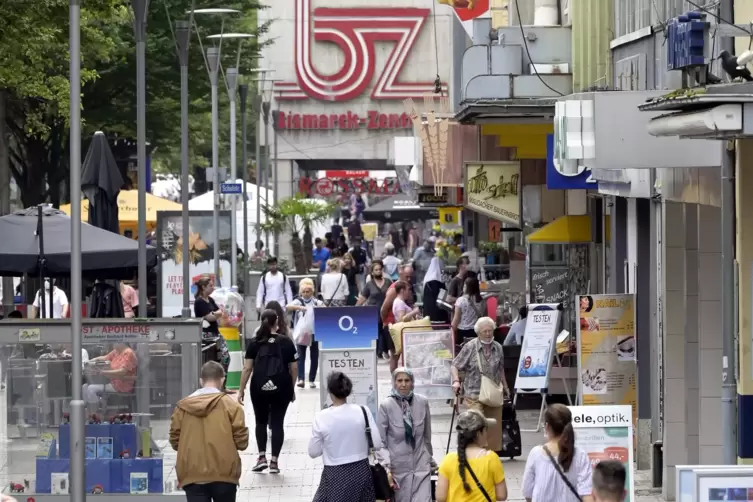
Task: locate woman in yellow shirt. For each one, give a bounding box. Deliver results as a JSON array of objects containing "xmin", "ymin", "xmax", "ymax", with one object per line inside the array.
[{"xmin": 436, "ymin": 410, "xmax": 508, "ymax": 501}]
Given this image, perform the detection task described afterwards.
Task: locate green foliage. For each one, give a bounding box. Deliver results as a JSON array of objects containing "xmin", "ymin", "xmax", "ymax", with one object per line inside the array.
[{"xmin": 0, "ymin": 0, "xmax": 271, "ymax": 206}]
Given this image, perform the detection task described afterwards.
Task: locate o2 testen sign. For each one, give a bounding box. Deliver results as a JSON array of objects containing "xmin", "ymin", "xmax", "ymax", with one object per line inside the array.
[{"xmin": 272, "ymin": 0, "xmax": 447, "ymax": 131}]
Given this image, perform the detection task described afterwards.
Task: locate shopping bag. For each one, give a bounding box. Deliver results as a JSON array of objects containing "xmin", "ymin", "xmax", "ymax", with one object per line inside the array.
[{"xmin": 293, "ymin": 304, "xmax": 315, "ymax": 346}]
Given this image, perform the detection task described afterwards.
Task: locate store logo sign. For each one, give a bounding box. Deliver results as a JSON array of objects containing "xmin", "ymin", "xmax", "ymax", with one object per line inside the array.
[{"xmin": 274, "ymin": 0, "xmax": 447, "ymax": 101}]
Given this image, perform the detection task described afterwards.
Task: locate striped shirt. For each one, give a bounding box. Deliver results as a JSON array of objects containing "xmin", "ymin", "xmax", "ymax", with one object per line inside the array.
[{"xmin": 522, "ymin": 445, "xmax": 593, "ymax": 502}]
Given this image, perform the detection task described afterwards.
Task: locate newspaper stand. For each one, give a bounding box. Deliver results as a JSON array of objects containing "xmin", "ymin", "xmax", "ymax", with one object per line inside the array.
[{"xmin": 0, "ymin": 318, "xmax": 202, "ymax": 501}]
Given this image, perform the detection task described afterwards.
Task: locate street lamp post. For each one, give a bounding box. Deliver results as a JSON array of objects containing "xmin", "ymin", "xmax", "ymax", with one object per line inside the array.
[
  {"xmin": 131, "ymin": 0, "xmax": 148, "ymax": 317},
  {"xmin": 227, "ymin": 68, "xmax": 239, "ymax": 286},
  {"xmin": 175, "ymin": 20, "xmax": 191, "ymax": 318},
  {"xmin": 247, "ymin": 69, "xmax": 273, "ymax": 255},
  {"xmin": 207, "ymin": 47, "xmax": 221, "ymax": 283},
  {"xmin": 68, "ymin": 1, "xmax": 85, "ymax": 500},
  {"xmin": 239, "ymin": 84, "xmax": 249, "ymax": 288}
]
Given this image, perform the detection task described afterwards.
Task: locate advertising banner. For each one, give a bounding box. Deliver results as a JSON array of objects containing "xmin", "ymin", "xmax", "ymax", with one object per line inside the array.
[
  {"xmin": 401, "ymin": 328, "xmax": 455, "ymax": 400},
  {"xmin": 464, "ymin": 162, "xmax": 521, "ymax": 226},
  {"xmin": 156, "ymin": 211, "xmax": 233, "ymax": 317},
  {"xmin": 313, "ymin": 306, "xmax": 380, "ymax": 349},
  {"xmin": 514, "ymin": 306, "xmax": 560, "ymax": 390},
  {"xmin": 569, "ymin": 405, "xmax": 635, "ymax": 502},
  {"xmin": 319, "ymin": 348, "xmax": 378, "ymax": 419},
  {"xmin": 576, "ymin": 294, "xmax": 637, "ymax": 418}
]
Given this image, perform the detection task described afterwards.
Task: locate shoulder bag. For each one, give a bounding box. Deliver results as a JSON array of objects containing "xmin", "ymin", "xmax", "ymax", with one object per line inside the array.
[
  {"xmin": 542, "ymin": 445, "xmax": 583, "ymax": 501},
  {"xmin": 360, "ymin": 406, "xmax": 393, "ymax": 500},
  {"xmin": 476, "ymin": 341, "xmax": 504, "ymax": 407},
  {"xmin": 465, "ymin": 462, "xmax": 493, "ymax": 502},
  {"xmin": 324, "ymin": 274, "xmax": 344, "ymax": 307}
]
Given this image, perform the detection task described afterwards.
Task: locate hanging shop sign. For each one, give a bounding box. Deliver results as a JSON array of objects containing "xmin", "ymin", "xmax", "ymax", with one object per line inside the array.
[
  {"xmin": 273, "ymin": 0, "xmax": 447, "ymax": 102},
  {"xmin": 418, "ymin": 192, "xmax": 449, "ymax": 206},
  {"xmin": 276, "ymin": 111, "xmax": 413, "ymax": 131},
  {"xmin": 464, "ymin": 162, "xmax": 521, "ymax": 225},
  {"xmin": 299, "ymin": 177, "xmax": 401, "ymax": 197}
]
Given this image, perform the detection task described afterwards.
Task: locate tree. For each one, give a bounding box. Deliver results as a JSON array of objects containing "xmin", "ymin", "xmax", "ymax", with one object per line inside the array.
[
  {"xmin": 262, "ymin": 196, "xmax": 337, "ymax": 274},
  {"xmin": 0, "ymin": 0, "xmax": 269, "ymax": 206}
]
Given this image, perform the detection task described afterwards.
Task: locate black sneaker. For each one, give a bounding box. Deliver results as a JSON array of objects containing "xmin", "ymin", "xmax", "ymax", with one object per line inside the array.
[
  {"xmin": 268, "ymin": 460, "xmax": 280, "ymax": 474},
  {"xmin": 251, "ymin": 457, "xmax": 268, "ymax": 472}
]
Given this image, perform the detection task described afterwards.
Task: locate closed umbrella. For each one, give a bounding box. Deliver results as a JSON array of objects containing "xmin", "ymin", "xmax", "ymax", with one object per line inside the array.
[{"xmin": 81, "ymin": 131, "xmax": 124, "ymax": 233}]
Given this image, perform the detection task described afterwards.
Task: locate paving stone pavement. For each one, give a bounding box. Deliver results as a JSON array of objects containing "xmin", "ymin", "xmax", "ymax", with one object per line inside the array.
[{"xmin": 225, "ymin": 358, "xmax": 667, "ymax": 502}]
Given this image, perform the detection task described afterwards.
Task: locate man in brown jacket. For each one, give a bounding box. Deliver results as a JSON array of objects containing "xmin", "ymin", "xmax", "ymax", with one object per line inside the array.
[{"xmin": 170, "ymin": 361, "xmax": 248, "ymax": 502}]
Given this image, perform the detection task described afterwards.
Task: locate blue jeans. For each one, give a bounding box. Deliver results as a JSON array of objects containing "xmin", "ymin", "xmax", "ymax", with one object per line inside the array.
[{"xmin": 297, "ymin": 339, "xmax": 319, "ymax": 383}]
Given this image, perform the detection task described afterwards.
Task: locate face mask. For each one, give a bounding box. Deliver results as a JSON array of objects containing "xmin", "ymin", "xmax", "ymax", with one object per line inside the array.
[
  {"xmin": 479, "ymin": 338, "xmax": 493, "ymax": 345},
  {"xmin": 44, "ymin": 280, "xmax": 51, "ymax": 291}
]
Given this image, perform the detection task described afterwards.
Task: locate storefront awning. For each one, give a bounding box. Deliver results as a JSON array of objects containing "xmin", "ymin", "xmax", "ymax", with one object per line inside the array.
[{"xmin": 527, "ymin": 215, "xmax": 611, "ymax": 244}]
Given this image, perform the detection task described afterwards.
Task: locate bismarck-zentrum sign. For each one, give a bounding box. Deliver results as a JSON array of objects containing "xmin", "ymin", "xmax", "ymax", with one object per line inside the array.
[{"xmin": 273, "ymin": 0, "xmax": 447, "ymax": 131}]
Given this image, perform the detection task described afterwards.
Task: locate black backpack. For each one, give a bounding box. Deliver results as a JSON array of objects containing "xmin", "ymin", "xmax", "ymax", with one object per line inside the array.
[
  {"xmin": 261, "ymin": 271, "xmax": 288, "ymax": 305},
  {"xmin": 251, "ymin": 337, "xmax": 288, "ymax": 394}
]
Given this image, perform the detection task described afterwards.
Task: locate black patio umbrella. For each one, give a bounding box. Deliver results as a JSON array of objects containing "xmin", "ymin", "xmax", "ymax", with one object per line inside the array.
[
  {"xmin": 81, "ymin": 131, "xmax": 124, "ymax": 233},
  {"xmin": 0, "ymin": 206, "xmax": 157, "ymax": 279}
]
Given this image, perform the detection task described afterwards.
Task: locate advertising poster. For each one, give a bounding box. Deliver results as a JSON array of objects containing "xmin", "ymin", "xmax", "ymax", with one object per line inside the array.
[
  {"xmin": 576, "ymin": 294, "xmax": 637, "ymax": 419},
  {"xmin": 156, "ymin": 211, "xmax": 233, "ymax": 317},
  {"xmin": 320, "ymin": 348, "xmax": 378, "ymax": 419},
  {"xmin": 313, "ymin": 306, "xmax": 379, "ymax": 349},
  {"xmin": 515, "ymin": 306, "xmax": 560, "ymax": 390},
  {"xmin": 401, "ymin": 328, "xmax": 455, "ymax": 400},
  {"xmin": 569, "ymin": 405, "xmax": 635, "ymax": 502}
]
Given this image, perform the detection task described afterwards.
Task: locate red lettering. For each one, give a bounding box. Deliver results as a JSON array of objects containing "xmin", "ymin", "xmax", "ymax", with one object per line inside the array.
[{"xmin": 298, "ymin": 177, "xmax": 315, "ymax": 196}]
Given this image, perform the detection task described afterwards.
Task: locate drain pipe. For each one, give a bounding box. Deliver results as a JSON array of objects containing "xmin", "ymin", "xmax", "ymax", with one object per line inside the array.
[{"xmin": 719, "ymin": 0, "xmax": 737, "ymax": 465}]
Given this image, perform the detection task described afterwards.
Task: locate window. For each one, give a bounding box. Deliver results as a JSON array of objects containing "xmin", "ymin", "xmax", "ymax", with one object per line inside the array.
[{"xmin": 614, "ymin": 0, "xmax": 688, "ymax": 39}]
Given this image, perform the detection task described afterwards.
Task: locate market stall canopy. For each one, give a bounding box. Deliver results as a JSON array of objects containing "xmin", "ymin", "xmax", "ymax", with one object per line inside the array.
[
  {"xmin": 0, "ymin": 206, "xmax": 157, "ymax": 278},
  {"xmin": 60, "ymin": 190, "xmax": 181, "ymax": 235},
  {"xmin": 362, "ymin": 194, "xmax": 438, "ymax": 221},
  {"xmin": 527, "ymin": 215, "xmax": 611, "ymax": 244}
]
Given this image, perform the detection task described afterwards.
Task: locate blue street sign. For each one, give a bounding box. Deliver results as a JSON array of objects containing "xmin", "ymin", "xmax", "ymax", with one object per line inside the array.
[
  {"xmin": 546, "ymin": 134, "xmax": 596, "ymax": 190},
  {"xmin": 313, "ymin": 306, "xmax": 379, "ymax": 349},
  {"xmin": 220, "ymin": 182, "xmax": 243, "ymax": 195}
]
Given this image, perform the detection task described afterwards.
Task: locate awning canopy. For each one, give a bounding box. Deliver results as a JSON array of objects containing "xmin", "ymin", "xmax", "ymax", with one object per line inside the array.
[
  {"xmin": 527, "ymin": 215, "xmax": 611, "ymax": 244},
  {"xmin": 454, "ymin": 98, "xmax": 557, "ymax": 125}
]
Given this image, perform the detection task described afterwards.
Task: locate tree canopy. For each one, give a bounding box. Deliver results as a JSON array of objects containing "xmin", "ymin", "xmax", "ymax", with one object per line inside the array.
[{"xmin": 0, "ymin": 0, "xmax": 269, "ymax": 207}]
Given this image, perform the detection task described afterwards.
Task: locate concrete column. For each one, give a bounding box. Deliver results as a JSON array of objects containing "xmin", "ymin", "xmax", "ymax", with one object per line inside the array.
[
  {"xmin": 276, "ymin": 159, "xmax": 295, "ymax": 265},
  {"xmin": 684, "ymin": 204, "xmax": 700, "ymax": 464},
  {"xmin": 736, "ymin": 139, "xmax": 753, "ymax": 463},
  {"xmin": 662, "ymin": 200, "xmax": 687, "ymax": 501},
  {"xmin": 635, "ymin": 198, "xmax": 654, "ymax": 469}
]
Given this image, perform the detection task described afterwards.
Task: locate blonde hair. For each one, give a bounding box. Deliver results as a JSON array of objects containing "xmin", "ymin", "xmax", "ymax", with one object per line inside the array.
[
  {"xmin": 326, "ymin": 258, "xmax": 341, "ymax": 273},
  {"xmin": 299, "ymin": 278, "xmax": 315, "ymax": 294}
]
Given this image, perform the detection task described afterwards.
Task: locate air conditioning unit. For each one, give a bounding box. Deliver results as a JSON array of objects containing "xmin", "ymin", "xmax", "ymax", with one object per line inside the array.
[{"xmin": 646, "ymin": 104, "xmax": 742, "ymax": 138}]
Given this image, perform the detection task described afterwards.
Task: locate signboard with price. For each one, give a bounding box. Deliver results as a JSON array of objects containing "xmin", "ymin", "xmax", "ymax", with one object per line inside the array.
[
  {"xmin": 514, "ymin": 304, "xmax": 561, "ymax": 390},
  {"xmin": 569, "ymin": 405, "xmax": 635, "ymax": 502},
  {"xmin": 313, "ymin": 306, "xmax": 379, "ymax": 349}
]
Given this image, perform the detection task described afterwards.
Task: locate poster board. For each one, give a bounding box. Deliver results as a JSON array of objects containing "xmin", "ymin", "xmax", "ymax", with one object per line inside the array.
[
  {"xmin": 514, "ymin": 305, "xmax": 560, "ymax": 391},
  {"xmin": 676, "ymin": 466, "xmax": 753, "ymax": 502},
  {"xmin": 319, "ymin": 347, "xmax": 378, "ymax": 419},
  {"xmin": 576, "ymin": 294, "xmax": 637, "ymax": 424},
  {"xmin": 314, "ymin": 306, "xmax": 379, "ymax": 349},
  {"xmin": 401, "ymin": 328, "xmax": 455, "ymax": 400},
  {"xmin": 156, "ymin": 210, "xmax": 233, "ymax": 317},
  {"xmin": 691, "ymin": 468, "xmax": 753, "ymax": 502},
  {"xmin": 569, "ymin": 405, "xmax": 635, "ymax": 502}
]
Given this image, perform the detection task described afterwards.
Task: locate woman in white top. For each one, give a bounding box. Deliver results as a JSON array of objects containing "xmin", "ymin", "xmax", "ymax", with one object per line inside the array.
[
  {"xmin": 321, "ymin": 258, "xmax": 349, "ymax": 307},
  {"xmin": 309, "ymin": 371, "xmax": 382, "ymax": 502},
  {"xmin": 522, "ymin": 403, "xmax": 594, "ymax": 502},
  {"xmin": 287, "ymin": 278, "xmax": 324, "ymax": 388}
]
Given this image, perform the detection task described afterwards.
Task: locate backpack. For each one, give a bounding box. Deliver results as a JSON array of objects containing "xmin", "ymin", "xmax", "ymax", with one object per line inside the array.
[
  {"xmin": 262, "ymin": 271, "xmax": 288, "ymax": 305},
  {"xmin": 251, "ymin": 337, "xmax": 288, "ymax": 394}
]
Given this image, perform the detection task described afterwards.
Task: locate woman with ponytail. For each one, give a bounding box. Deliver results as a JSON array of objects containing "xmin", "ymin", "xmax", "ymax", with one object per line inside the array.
[
  {"xmin": 436, "ymin": 410, "xmax": 508, "ymax": 501},
  {"xmin": 522, "ymin": 403, "xmax": 593, "ymax": 502}
]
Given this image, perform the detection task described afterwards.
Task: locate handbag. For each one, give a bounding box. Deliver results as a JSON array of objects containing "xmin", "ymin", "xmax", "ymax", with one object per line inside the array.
[
  {"xmin": 360, "ymin": 406, "xmax": 393, "ymax": 500},
  {"xmin": 465, "ymin": 463, "xmax": 492, "ymax": 502},
  {"xmin": 542, "ymin": 445, "xmax": 583, "ymax": 501},
  {"xmin": 476, "ymin": 341, "xmax": 504, "ymax": 407}
]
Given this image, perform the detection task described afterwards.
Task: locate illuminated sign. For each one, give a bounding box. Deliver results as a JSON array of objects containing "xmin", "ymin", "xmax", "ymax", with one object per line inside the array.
[
  {"xmin": 417, "ymin": 192, "xmax": 448, "ymax": 205},
  {"xmin": 325, "ymin": 170, "xmax": 369, "ymax": 179},
  {"xmin": 276, "ymin": 111, "xmax": 412, "ymax": 131},
  {"xmin": 299, "ymin": 177, "xmax": 401, "ymax": 197},
  {"xmin": 274, "ymin": 0, "xmax": 447, "ymax": 102}
]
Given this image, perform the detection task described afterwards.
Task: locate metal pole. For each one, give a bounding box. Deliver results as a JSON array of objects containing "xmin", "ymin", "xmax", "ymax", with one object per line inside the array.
[
  {"xmin": 69, "ymin": 0, "xmax": 85, "ymax": 500},
  {"xmin": 133, "ymin": 0, "xmax": 148, "ymax": 317},
  {"xmin": 176, "ymin": 20, "xmax": 191, "ymax": 318},
  {"xmin": 720, "ymin": 0, "xmax": 737, "ymax": 464},
  {"xmin": 240, "ymin": 84, "xmax": 249, "ymax": 288},
  {"xmin": 207, "ymin": 48, "xmax": 221, "ymax": 285},
  {"xmin": 0, "ymin": 90, "xmax": 14, "ymax": 313},
  {"xmin": 227, "ymin": 68, "xmax": 239, "ymax": 286},
  {"xmin": 253, "ymin": 93, "xmax": 261, "ymax": 255},
  {"xmin": 273, "ymin": 99, "xmax": 279, "ymax": 257},
  {"xmin": 262, "ymin": 101, "xmax": 270, "ymax": 250},
  {"xmin": 722, "ymin": 140, "xmax": 737, "ymax": 463}
]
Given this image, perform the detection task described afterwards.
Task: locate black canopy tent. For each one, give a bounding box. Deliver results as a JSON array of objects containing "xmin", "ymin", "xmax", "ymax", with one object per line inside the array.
[
  {"xmin": 362, "ymin": 194, "xmax": 439, "ymax": 222},
  {"xmin": 0, "ymin": 206, "xmax": 157, "ymax": 280}
]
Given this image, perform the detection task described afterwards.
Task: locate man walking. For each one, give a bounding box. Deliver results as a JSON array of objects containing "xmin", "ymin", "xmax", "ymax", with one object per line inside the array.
[
  {"xmin": 170, "ymin": 361, "xmax": 249, "ymax": 502},
  {"xmin": 255, "ymin": 256, "xmax": 292, "ymax": 316},
  {"xmin": 592, "ymin": 460, "xmax": 627, "ymax": 502}
]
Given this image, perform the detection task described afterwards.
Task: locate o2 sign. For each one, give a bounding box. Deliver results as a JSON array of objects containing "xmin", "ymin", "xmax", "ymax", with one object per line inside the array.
[
  {"xmin": 338, "ymin": 315, "xmax": 358, "ymax": 335},
  {"xmin": 546, "ymin": 134, "xmax": 597, "ymax": 190},
  {"xmin": 314, "ymin": 306, "xmax": 379, "ymax": 349}
]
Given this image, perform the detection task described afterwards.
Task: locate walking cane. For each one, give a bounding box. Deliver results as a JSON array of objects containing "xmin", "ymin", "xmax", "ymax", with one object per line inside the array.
[{"xmin": 446, "ymin": 395, "xmax": 459, "ymax": 454}]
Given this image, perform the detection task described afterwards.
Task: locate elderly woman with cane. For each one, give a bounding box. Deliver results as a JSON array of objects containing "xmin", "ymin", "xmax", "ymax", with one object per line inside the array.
[
  {"xmin": 377, "ymin": 367, "xmax": 435, "ymax": 502},
  {"xmin": 450, "ymin": 316, "xmax": 510, "ymax": 455}
]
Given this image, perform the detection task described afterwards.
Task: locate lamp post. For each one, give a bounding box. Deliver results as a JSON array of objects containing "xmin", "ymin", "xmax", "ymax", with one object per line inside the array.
[
  {"xmin": 239, "ymin": 84, "xmax": 249, "ymax": 289},
  {"xmin": 174, "ymin": 19, "xmax": 191, "ymax": 317},
  {"xmin": 131, "ymin": 0, "xmax": 149, "ymax": 317},
  {"xmin": 68, "ymin": 1, "xmax": 85, "ymax": 500},
  {"xmin": 247, "ymin": 69, "xmax": 273, "ymax": 254}
]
